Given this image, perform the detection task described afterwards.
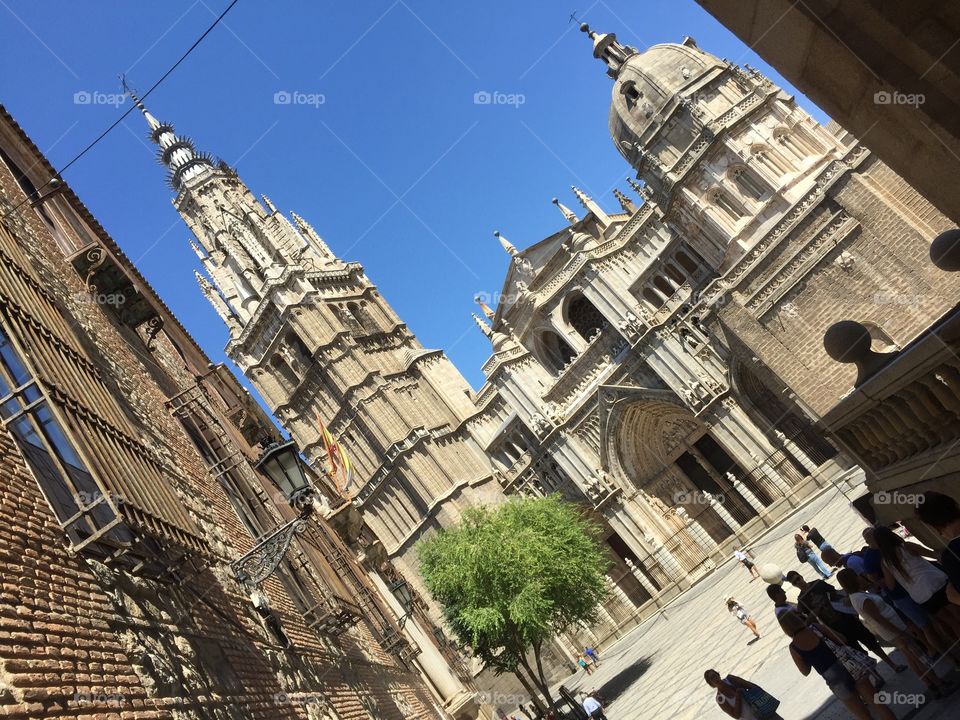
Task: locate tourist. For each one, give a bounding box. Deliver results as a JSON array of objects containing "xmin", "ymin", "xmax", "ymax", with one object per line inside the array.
[
  {"xmin": 802, "ymin": 524, "xmax": 832, "ymax": 551},
  {"xmin": 727, "ymin": 598, "xmax": 761, "ymax": 640},
  {"xmin": 780, "ymin": 611, "xmax": 895, "ymax": 720},
  {"xmin": 795, "ymin": 533, "xmax": 832, "ymax": 578},
  {"xmin": 784, "ymin": 570, "xmax": 899, "ymax": 675},
  {"xmin": 873, "ymin": 525, "xmax": 960, "ymax": 649},
  {"xmin": 577, "ymin": 655, "xmax": 593, "ymax": 675},
  {"xmin": 860, "ymin": 527, "xmax": 939, "ymax": 656},
  {"xmin": 704, "ymin": 669, "xmax": 783, "ymax": 720},
  {"xmin": 915, "ymin": 491, "xmax": 960, "ymax": 605},
  {"xmin": 734, "ymin": 547, "xmax": 760, "ymax": 580},
  {"xmin": 766, "ymin": 584, "xmax": 800, "ymax": 619},
  {"xmin": 836, "ymin": 569, "xmax": 947, "ymax": 697},
  {"xmin": 582, "ymin": 692, "xmax": 607, "ymax": 719},
  {"xmin": 584, "ymin": 645, "xmax": 600, "ymax": 666}
]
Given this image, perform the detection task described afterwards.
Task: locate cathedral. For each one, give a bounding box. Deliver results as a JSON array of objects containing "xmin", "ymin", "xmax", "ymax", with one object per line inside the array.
[{"xmin": 135, "ymin": 22, "xmax": 958, "ymax": 694}]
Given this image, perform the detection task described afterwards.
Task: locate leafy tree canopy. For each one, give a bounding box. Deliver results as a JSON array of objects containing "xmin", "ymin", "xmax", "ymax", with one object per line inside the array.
[{"xmin": 417, "ymin": 495, "xmax": 609, "ymax": 677}]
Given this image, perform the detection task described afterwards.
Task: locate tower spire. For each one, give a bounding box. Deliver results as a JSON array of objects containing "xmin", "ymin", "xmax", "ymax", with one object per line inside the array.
[
  {"xmin": 571, "ymin": 186, "xmax": 610, "ymax": 225},
  {"xmin": 493, "ymin": 230, "xmax": 518, "ymax": 256},
  {"xmin": 472, "ymin": 313, "xmax": 493, "ymax": 338},
  {"xmin": 552, "ymin": 197, "xmax": 579, "ymax": 224},
  {"xmin": 121, "ymin": 77, "xmax": 214, "ymax": 189},
  {"xmin": 579, "ymin": 23, "xmax": 637, "ymax": 77}
]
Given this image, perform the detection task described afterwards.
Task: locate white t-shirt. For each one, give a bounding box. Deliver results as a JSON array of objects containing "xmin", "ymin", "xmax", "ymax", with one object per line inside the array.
[
  {"xmin": 849, "ymin": 591, "xmax": 906, "ymax": 642},
  {"xmin": 888, "ymin": 548, "xmax": 947, "ymax": 603},
  {"xmin": 583, "ymin": 697, "xmax": 602, "ymax": 714},
  {"xmin": 734, "ymin": 550, "xmax": 747, "ymax": 561}
]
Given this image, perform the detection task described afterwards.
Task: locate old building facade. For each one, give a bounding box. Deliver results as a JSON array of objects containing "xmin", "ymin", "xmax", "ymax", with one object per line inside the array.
[
  {"xmin": 132, "ymin": 23, "xmax": 960, "ymax": 708},
  {"xmin": 0, "ymin": 105, "xmax": 456, "ymax": 719}
]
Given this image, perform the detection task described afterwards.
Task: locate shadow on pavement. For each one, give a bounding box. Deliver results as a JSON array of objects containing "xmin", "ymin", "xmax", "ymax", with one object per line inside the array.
[{"xmin": 594, "ymin": 655, "xmax": 655, "ymax": 705}]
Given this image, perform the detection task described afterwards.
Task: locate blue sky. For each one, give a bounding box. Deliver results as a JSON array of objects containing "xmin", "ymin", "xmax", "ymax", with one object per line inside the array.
[{"xmin": 0, "ymin": 0, "xmax": 828, "ymax": 390}]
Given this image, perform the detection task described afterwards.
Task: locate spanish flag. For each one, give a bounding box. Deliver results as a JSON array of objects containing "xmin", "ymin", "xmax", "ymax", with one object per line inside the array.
[{"xmin": 317, "ymin": 414, "xmax": 354, "ymax": 500}]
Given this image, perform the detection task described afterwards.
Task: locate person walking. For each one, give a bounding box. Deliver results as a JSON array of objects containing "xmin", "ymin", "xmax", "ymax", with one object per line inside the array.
[
  {"xmin": 780, "ymin": 611, "xmax": 896, "ymax": 720},
  {"xmin": 584, "ymin": 646, "xmax": 599, "ymax": 667},
  {"xmin": 577, "ymin": 655, "xmax": 593, "ymax": 675},
  {"xmin": 795, "ymin": 533, "xmax": 832, "ymax": 578},
  {"xmin": 704, "ymin": 669, "xmax": 783, "ymax": 720},
  {"xmin": 802, "ymin": 524, "xmax": 832, "ymax": 551},
  {"xmin": 582, "ymin": 692, "xmax": 607, "ymax": 720},
  {"xmin": 837, "ymin": 569, "xmax": 948, "ymax": 698},
  {"xmin": 727, "ymin": 598, "xmax": 761, "ymax": 640},
  {"xmin": 734, "ymin": 548, "xmax": 760, "ymax": 580}
]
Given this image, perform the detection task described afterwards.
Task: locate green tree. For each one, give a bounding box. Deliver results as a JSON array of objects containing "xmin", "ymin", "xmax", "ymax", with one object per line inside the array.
[{"xmin": 417, "ymin": 495, "xmax": 609, "ymax": 711}]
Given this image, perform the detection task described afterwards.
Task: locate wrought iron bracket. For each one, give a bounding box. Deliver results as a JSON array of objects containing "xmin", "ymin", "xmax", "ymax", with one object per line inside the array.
[{"xmin": 231, "ymin": 515, "xmax": 309, "ymax": 585}]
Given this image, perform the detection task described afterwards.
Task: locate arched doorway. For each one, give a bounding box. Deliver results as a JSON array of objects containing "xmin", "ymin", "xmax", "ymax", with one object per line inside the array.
[
  {"xmin": 536, "ymin": 329, "xmax": 576, "ymax": 375},
  {"xmin": 608, "ymin": 395, "xmax": 763, "ymax": 543}
]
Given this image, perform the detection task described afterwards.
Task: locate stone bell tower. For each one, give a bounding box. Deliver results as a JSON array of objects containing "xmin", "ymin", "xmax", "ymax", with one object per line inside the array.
[{"xmin": 132, "ymin": 95, "xmax": 502, "ymax": 597}]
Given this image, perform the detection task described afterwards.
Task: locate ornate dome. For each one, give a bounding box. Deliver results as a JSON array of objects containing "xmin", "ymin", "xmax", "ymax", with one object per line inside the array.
[
  {"xmin": 580, "ymin": 25, "xmax": 726, "ymax": 169},
  {"xmin": 609, "ymin": 43, "xmax": 725, "ymax": 161}
]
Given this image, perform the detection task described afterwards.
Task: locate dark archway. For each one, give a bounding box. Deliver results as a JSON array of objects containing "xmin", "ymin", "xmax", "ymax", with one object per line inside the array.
[
  {"xmin": 537, "ymin": 330, "xmax": 576, "ymax": 375},
  {"xmin": 567, "ymin": 292, "xmax": 607, "ymax": 343}
]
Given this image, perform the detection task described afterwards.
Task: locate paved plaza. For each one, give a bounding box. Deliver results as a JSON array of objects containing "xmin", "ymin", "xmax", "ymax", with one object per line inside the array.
[{"xmin": 560, "ymin": 477, "xmax": 958, "ymax": 720}]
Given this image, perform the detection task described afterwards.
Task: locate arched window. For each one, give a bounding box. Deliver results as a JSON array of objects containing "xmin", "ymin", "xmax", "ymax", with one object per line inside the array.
[
  {"xmin": 675, "ymin": 250, "xmax": 699, "ymax": 275},
  {"xmin": 728, "ymin": 165, "xmax": 766, "ymax": 200},
  {"xmin": 653, "ymin": 275, "xmax": 675, "ymax": 298},
  {"xmin": 710, "ymin": 189, "xmax": 744, "ymax": 221},
  {"xmin": 269, "ymin": 354, "xmax": 299, "ymax": 391},
  {"xmin": 344, "ymin": 302, "xmax": 366, "ymax": 330},
  {"xmin": 567, "ymin": 293, "xmax": 608, "ymax": 342},
  {"xmin": 284, "ymin": 331, "xmax": 312, "ymax": 366},
  {"xmin": 538, "ymin": 330, "xmax": 576, "ymax": 375},
  {"xmin": 664, "ymin": 263, "xmax": 686, "ymax": 286},
  {"xmin": 643, "ymin": 287, "xmax": 665, "ymax": 309}
]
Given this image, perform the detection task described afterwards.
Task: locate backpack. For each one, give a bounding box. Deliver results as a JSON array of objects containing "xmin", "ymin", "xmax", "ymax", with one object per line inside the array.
[{"xmin": 796, "ymin": 544, "xmax": 809, "ymax": 563}]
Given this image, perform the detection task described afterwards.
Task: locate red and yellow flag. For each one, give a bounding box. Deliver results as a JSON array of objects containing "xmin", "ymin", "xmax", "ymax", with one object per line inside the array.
[{"xmin": 317, "ymin": 414, "xmax": 354, "ymax": 500}]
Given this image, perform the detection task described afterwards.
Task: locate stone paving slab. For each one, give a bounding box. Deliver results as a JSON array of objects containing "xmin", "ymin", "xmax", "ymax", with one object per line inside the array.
[{"xmin": 555, "ymin": 477, "xmax": 958, "ymax": 720}]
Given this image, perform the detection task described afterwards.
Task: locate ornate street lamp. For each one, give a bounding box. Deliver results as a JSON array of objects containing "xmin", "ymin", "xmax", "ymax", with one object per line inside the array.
[
  {"xmin": 231, "ymin": 440, "xmax": 315, "ymax": 585},
  {"xmin": 389, "ymin": 578, "xmax": 414, "ymax": 627},
  {"xmin": 255, "ymin": 439, "xmax": 314, "ymax": 511}
]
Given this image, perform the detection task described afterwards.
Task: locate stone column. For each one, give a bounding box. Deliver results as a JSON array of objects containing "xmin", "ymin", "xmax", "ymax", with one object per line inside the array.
[
  {"xmin": 625, "ymin": 557, "xmax": 659, "ymax": 597},
  {"xmin": 369, "ymin": 572, "xmax": 471, "ymax": 712},
  {"xmin": 647, "ymin": 532, "xmax": 685, "ymax": 579},
  {"xmin": 728, "ymin": 472, "xmax": 766, "ymax": 514},
  {"xmin": 774, "ymin": 429, "xmax": 819, "ymax": 475},
  {"xmin": 676, "ymin": 508, "xmax": 716, "ymax": 553},
  {"xmin": 707, "ymin": 492, "xmax": 742, "ymax": 532}
]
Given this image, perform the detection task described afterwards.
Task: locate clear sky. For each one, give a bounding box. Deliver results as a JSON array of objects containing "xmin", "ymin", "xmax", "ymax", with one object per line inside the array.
[{"xmin": 0, "ymin": 0, "xmax": 828, "ymax": 391}]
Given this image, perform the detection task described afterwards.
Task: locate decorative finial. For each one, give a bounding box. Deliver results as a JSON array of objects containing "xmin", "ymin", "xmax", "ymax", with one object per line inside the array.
[
  {"xmin": 261, "ymin": 195, "xmax": 277, "ymax": 213},
  {"xmin": 570, "ymin": 186, "xmax": 610, "ymax": 225},
  {"xmin": 493, "ymin": 230, "xmax": 518, "ymax": 256},
  {"xmin": 613, "ymin": 188, "xmax": 637, "ymax": 213},
  {"xmin": 472, "ymin": 313, "xmax": 493, "ymax": 338},
  {"xmin": 626, "ymin": 177, "xmax": 644, "ymax": 194},
  {"xmin": 189, "ymin": 239, "xmax": 206, "ymax": 260},
  {"xmin": 474, "ymin": 295, "xmax": 496, "ymax": 320},
  {"xmin": 552, "ymin": 197, "xmax": 579, "ymax": 224}
]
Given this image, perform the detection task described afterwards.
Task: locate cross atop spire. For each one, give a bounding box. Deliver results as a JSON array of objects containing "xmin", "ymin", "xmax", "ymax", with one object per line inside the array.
[
  {"xmin": 122, "ymin": 77, "xmax": 215, "ymax": 190},
  {"xmin": 579, "ymin": 23, "xmax": 637, "ymax": 77}
]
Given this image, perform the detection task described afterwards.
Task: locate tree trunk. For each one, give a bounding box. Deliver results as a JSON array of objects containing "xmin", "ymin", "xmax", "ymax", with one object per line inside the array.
[
  {"xmin": 514, "ymin": 667, "xmax": 547, "ymax": 715},
  {"xmin": 532, "ymin": 641, "xmax": 556, "ymax": 711},
  {"xmin": 519, "ymin": 651, "xmax": 555, "ymax": 712}
]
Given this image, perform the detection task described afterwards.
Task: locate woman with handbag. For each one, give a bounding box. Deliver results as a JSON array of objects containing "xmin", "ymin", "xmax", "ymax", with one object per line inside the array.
[
  {"xmin": 780, "ymin": 611, "xmax": 895, "ymax": 719},
  {"xmin": 704, "ymin": 669, "xmax": 782, "ymax": 720}
]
